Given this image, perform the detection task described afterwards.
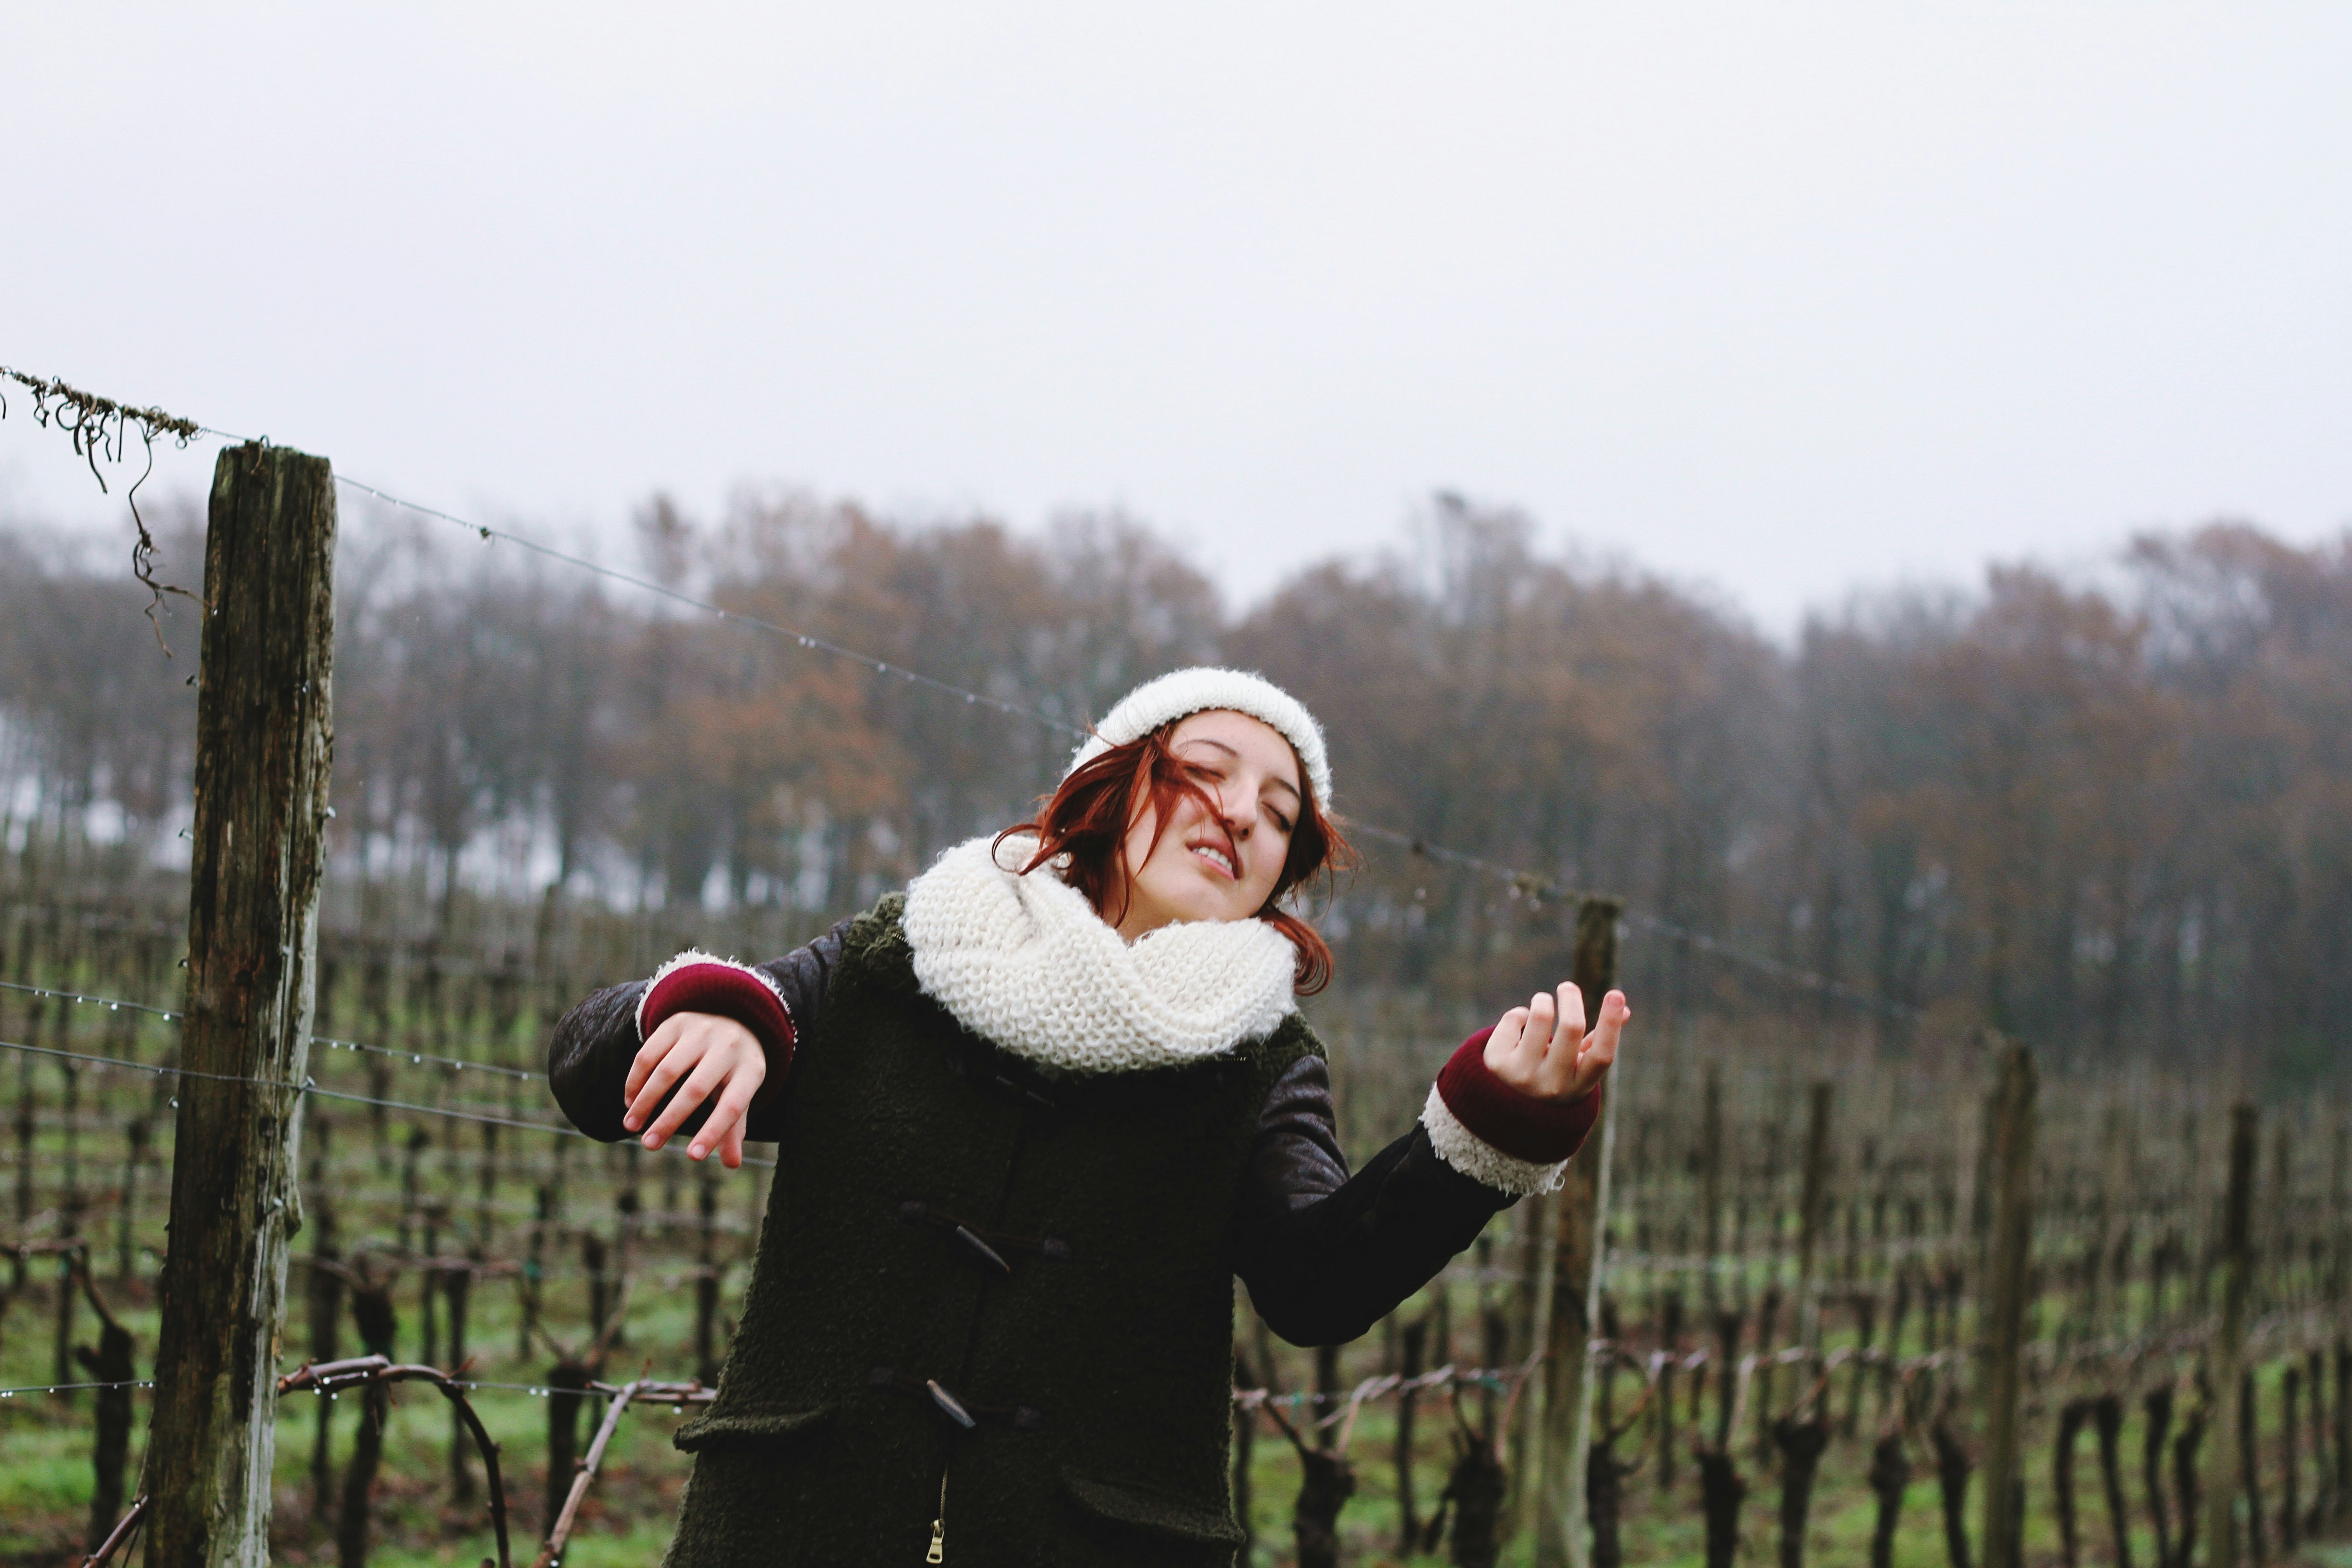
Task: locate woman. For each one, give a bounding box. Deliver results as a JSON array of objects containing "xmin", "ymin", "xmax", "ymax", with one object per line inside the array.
[{"xmin": 549, "ymin": 666, "xmax": 1629, "ymax": 1567}]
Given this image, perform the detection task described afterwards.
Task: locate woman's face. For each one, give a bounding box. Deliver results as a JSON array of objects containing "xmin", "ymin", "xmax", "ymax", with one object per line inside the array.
[{"xmin": 1115, "ymin": 709, "xmax": 1303, "ymax": 940}]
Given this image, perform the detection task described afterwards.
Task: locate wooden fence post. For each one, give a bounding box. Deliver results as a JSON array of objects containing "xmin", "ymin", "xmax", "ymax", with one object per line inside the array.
[
  {"xmin": 1978, "ymin": 1039, "xmax": 2036, "ymax": 1568},
  {"xmin": 2332, "ymin": 1117, "xmax": 2348, "ymax": 1530},
  {"xmin": 1796, "ymin": 1080, "xmax": 1835, "ymax": 1355},
  {"xmin": 74, "ymin": 1257, "xmax": 137, "ymax": 1556},
  {"xmin": 1510, "ymin": 1185, "xmax": 1559, "ymax": 1534},
  {"xmin": 1701, "ymin": 1063, "xmax": 1725, "ymax": 1314},
  {"xmin": 2204, "ymin": 1102, "xmax": 2259, "ymax": 1568},
  {"xmin": 1533, "ymin": 896, "xmax": 1622, "ymax": 1568},
  {"xmin": 142, "ymin": 441, "xmax": 336, "ymax": 1568}
]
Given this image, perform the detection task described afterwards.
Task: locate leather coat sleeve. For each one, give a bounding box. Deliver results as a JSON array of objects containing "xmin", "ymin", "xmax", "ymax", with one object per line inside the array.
[
  {"xmin": 1233, "ymin": 1054, "xmax": 1516, "ymax": 1347},
  {"xmin": 545, "ymin": 916, "xmax": 854, "ymax": 1145}
]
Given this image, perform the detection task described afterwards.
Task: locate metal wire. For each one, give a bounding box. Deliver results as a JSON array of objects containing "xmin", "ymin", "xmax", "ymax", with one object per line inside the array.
[
  {"xmin": 0, "ymin": 354, "xmax": 1922, "ymax": 1022},
  {"xmin": 1622, "ymin": 908, "xmax": 1925, "ymax": 1023},
  {"xmin": 334, "ymin": 475, "xmax": 1089, "ymax": 740},
  {"xmin": 0, "ymin": 975, "xmax": 540, "ymax": 1080},
  {"xmin": 0, "ymin": 977, "xmax": 179, "ymax": 1021},
  {"xmin": 0, "ymin": 1380, "xmax": 156, "ymax": 1397},
  {"xmin": 0, "ymin": 1036, "xmax": 778, "ymax": 1167},
  {"xmin": 347, "ymin": 493, "xmax": 1929, "ymax": 1020},
  {"xmin": 311, "ymin": 1034, "xmax": 539, "ymax": 1082},
  {"xmin": 5, "ymin": 1310, "xmax": 2332, "ymax": 1409}
]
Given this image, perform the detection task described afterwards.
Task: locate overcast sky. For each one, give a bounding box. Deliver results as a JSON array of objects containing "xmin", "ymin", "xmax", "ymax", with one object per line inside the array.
[{"xmin": 4, "ymin": 3, "xmax": 2347, "ymax": 634}]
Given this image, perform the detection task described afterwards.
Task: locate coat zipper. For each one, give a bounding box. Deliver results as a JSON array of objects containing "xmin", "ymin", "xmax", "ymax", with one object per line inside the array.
[{"xmin": 926, "ymin": 1468, "xmax": 948, "ymax": 1563}]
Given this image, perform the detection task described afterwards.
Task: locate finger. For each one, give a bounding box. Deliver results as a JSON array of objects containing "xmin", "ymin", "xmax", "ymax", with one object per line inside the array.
[
  {"xmin": 1482, "ymin": 1006, "xmax": 1531, "ymax": 1072},
  {"xmin": 626, "ymin": 1032, "xmax": 707, "ymax": 1139},
  {"xmin": 708, "ymin": 1077, "xmax": 756, "ymax": 1168},
  {"xmin": 1570, "ymin": 991, "xmax": 1631, "ymax": 1095},
  {"xmin": 650, "ymin": 1048, "xmax": 735, "ymax": 1148},
  {"xmin": 639, "ymin": 1044, "xmax": 730, "ymax": 1149},
  {"xmin": 1554, "ymin": 982, "xmax": 1589, "ymax": 1048},
  {"xmin": 1583, "ymin": 989, "xmax": 1627, "ymax": 1056},
  {"xmin": 691, "ymin": 1068, "xmax": 762, "ymax": 1164},
  {"xmin": 1533, "ymin": 983, "xmax": 1588, "ymax": 1096},
  {"xmin": 623, "ymin": 1018, "xmax": 686, "ymax": 1117},
  {"xmin": 1513, "ymin": 992, "xmax": 1556, "ymax": 1069}
]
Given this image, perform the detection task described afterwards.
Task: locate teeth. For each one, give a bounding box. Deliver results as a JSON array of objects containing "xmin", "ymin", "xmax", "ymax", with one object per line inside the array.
[{"xmin": 1193, "ymin": 845, "xmax": 1234, "ymax": 876}]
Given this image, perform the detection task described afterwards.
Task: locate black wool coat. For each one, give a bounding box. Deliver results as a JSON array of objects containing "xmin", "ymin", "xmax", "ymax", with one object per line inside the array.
[{"xmin": 547, "ymin": 895, "xmax": 1519, "ymax": 1566}]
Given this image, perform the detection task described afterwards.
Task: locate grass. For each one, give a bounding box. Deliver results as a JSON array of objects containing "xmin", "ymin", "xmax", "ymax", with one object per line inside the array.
[
  {"xmin": 2, "ymin": 990, "xmax": 2346, "ymax": 1564},
  {"xmin": 9, "ymin": 1266, "xmax": 2347, "ymax": 1568}
]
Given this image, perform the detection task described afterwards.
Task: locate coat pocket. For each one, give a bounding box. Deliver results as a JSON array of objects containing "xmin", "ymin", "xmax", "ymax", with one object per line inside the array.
[
  {"xmin": 1061, "ymin": 1467, "xmax": 1248, "ymax": 1552},
  {"xmin": 672, "ymin": 1403, "xmax": 833, "ymax": 1453},
  {"xmin": 666, "ymin": 1410, "xmax": 826, "ymax": 1568}
]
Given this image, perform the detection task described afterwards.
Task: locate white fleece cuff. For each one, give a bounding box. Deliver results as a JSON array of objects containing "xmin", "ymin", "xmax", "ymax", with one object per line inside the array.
[
  {"xmin": 634, "ymin": 949, "xmax": 791, "ymax": 1042},
  {"xmin": 1420, "ymin": 1083, "xmax": 1570, "ymax": 1196}
]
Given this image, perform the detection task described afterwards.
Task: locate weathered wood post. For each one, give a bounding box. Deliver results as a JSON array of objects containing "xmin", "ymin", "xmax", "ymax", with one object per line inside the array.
[
  {"xmin": 2205, "ymin": 1102, "xmax": 2259, "ymax": 1568},
  {"xmin": 695, "ymin": 1160, "xmax": 721, "ymax": 1386},
  {"xmin": 446, "ymin": 1260, "xmax": 475, "ymax": 1501},
  {"xmin": 1510, "ymin": 1186, "xmax": 1558, "ymax": 1531},
  {"xmin": 2331, "ymin": 1115, "xmax": 2349, "ymax": 1531},
  {"xmin": 1796, "ymin": 1080, "xmax": 1835, "ymax": 1355},
  {"xmin": 117, "ymin": 1117, "xmax": 150, "ymax": 1286},
  {"xmin": 303, "ymin": 1112, "xmax": 342, "ymax": 1530},
  {"xmin": 1396, "ymin": 1311, "xmax": 1426, "ymax": 1553},
  {"xmin": 1978, "ymin": 1040, "xmax": 2036, "ymax": 1568},
  {"xmin": 2143, "ymin": 1386, "xmax": 2175, "ymax": 1568},
  {"xmin": 74, "ymin": 1257, "xmax": 137, "ymax": 1556},
  {"xmin": 1701, "ymin": 1062, "xmax": 1725, "ymax": 1318},
  {"xmin": 142, "ymin": 441, "xmax": 336, "ymax": 1568},
  {"xmin": 1532, "ymin": 896, "xmax": 1622, "ymax": 1568}
]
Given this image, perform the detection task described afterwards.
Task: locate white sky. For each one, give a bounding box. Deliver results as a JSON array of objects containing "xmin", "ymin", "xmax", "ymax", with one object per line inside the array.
[{"xmin": 3, "ymin": 2, "xmax": 2347, "ymax": 634}]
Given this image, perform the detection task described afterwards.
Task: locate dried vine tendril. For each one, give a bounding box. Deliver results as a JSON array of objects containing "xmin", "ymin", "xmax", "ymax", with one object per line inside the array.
[{"xmin": 0, "ymin": 365, "xmax": 209, "ymax": 653}]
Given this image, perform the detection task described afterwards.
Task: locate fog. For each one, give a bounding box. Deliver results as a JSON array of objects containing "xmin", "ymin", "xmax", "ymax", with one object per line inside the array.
[{"xmin": 6, "ymin": 3, "xmax": 2348, "ymax": 630}]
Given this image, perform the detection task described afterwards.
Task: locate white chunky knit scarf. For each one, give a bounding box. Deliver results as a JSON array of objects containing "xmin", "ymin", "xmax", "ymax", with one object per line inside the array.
[{"xmin": 901, "ymin": 833, "xmax": 1300, "ymax": 1076}]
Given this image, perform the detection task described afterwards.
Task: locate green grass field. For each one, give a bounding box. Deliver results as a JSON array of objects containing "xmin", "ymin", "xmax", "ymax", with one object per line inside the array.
[{"xmin": 7, "ymin": 1258, "xmax": 2345, "ymax": 1567}]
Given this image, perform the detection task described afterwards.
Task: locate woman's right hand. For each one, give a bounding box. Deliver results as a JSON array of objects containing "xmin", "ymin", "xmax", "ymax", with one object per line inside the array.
[
  {"xmin": 622, "ymin": 1011, "xmax": 768, "ymax": 1169},
  {"xmin": 1481, "ymin": 982, "xmax": 1628, "ymax": 1102}
]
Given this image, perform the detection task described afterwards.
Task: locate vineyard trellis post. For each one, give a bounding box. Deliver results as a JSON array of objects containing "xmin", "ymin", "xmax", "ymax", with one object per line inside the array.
[
  {"xmin": 1978, "ymin": 1038, "xmax": 2036, "ymax": 1568},
  {"xmin": 1531, "ymin": 895, "xmax": 1623, "ymax": 1568},
  {"xmin": 1795, "ymin": 1078, "xmax": 1834, "ymax": 1355},
  {"xmin": 142, "ymin": 441, "xmax": 337, "ymax": 1568},
  {"xmin": 2334, "ymin": 1116, "xmax": 2350, "ymax": 1530},
  {"xmin": 2205, "ymin": 1101, "xmax": 2259, "ymax": 1568}
]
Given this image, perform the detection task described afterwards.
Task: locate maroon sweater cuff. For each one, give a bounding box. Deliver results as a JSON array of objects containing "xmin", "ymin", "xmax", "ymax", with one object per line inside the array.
[
  {"xmin": 639, "ymin": 960, "xmax": 796, "ymax": 1068},
  {"xmin": 1433, "ymin": 1026, "xmax": 1602, "ymax": 1165}
]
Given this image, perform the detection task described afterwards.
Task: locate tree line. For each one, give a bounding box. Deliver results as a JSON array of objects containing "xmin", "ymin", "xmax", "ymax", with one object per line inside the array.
[{"xmin": 0, "ymin": 489, "xmax": 2344, "ymax": 1083}]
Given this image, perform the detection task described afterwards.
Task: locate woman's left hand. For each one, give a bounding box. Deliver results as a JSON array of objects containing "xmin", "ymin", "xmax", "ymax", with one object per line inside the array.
[{"xmin": 1482, "ymin": 983, "xmax": 1630, "ymax": 1102}]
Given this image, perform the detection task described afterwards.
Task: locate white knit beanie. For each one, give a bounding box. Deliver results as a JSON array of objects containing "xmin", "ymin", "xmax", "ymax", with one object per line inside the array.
[{"xmin": 1067, "ymin": 667, "xmax": 1332, "ymax": 806}]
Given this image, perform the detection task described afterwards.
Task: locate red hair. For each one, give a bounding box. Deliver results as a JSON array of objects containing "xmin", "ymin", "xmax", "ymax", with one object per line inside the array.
[{"xmin": 996, "ymin": 720, "xmax": 1354, "ymax": 994}]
